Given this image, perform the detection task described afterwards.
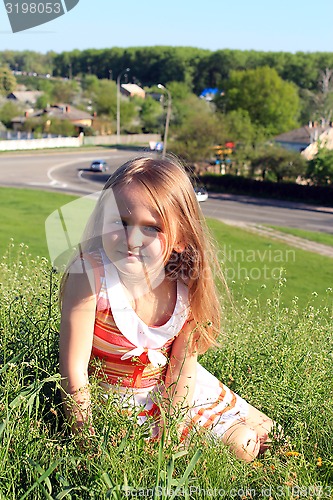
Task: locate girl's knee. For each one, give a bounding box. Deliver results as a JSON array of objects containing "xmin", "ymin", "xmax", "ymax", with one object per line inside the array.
[{"xmin": 223, "ymin": 424, "xmax": 260, "ymax": 462}]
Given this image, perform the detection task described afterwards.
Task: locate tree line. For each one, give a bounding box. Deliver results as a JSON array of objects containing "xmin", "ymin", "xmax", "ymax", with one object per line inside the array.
[
  {"xmin": 1, "ymin": 46, "xmax": 333, "ymax": 92},
  {"xmin": 0, "ymin": 47, "xmax": 332, "ymax": 186}
]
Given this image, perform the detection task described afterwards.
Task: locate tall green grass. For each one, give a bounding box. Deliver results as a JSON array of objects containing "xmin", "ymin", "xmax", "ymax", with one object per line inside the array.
[{"xmin": 1, "ymin": 246, "xmax": 332, "ymax": 498}]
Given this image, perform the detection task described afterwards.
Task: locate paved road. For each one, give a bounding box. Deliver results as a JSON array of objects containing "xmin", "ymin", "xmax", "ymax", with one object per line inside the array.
[
  {"xmin": 202, "ymin": 192, "xmax": 333, "ymax": 234},
  {"xmin": 0, "ymin": 149, "xmax": 332, "ymax": 235},
  {"xmin": 0, "ymin": 148, "xmax": 139, "ymax": 194}
]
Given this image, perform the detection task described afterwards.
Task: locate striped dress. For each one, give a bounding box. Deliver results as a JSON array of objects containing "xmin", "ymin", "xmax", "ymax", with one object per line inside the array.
[{"xmin": 84, "ymin": 250, "xmax": 249, "ymax": 439}]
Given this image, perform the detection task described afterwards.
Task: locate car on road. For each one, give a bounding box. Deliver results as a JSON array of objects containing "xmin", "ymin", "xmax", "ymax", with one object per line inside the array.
[
  {"xmin": 90, "ymin": 160, "xmax": 108, "ymax": 172},
  {"xmin": 194, "ymin": 186, "xmax": 208, "ymax": 202}
]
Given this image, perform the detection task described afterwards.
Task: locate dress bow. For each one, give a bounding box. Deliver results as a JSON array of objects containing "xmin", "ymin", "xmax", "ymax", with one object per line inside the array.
[{"xmin": 120, "ymin": 347, "xmax": 168, "ymax": 367}]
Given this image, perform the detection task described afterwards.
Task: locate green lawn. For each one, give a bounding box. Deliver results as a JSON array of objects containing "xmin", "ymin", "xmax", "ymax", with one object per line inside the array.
[
  {"xmin": 208, "ymin": 218, "xmax": 333, "ymax": 308},
  {"xmin": 0, "ymin": 187, "xmax": 77, "ymax": 258},
  {"xmin": 1, "ymin": 187, "xmax": 332, "ymax": 309},
  {"xmin": 268, "ymin": 225, "xmax": 333, "ymax": 247}
]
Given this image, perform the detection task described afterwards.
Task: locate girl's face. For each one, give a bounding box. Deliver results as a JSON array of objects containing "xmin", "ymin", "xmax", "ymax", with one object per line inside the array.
[{"xmin": 102, "ymin": 183, "xmax": 168, "ymax": 284}]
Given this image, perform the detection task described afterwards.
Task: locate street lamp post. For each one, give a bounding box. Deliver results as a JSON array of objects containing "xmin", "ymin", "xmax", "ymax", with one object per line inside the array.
[
  {"xmin": 117, "ymin": 67, "xmax": 130, "ymax": 143},
  {"xmin": 157, "ymin": 84, "xmax": 172, "ymax": 158}
]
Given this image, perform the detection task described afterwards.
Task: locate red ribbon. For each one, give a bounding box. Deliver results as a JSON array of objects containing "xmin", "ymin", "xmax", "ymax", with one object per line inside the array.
[{"xmin": 132, "ymin": 350, "xmax": 150, "ymax": 388}]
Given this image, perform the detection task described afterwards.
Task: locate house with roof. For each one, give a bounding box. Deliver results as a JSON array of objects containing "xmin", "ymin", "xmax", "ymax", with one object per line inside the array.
[
  {"xmin": 199, "ymin": 88, "xmax": 223, "ymax": 102},
  {"xmin": 7, "ymin": 90, "xmax": 44, "ymax": 106},
  {"xmin": 274, "ymin": 122, "xmax": 331, "ymax": 153},
  {"xmin": 11, "ymin": 104, "xmax": 93, "ymax": 133},
  {"xmin": 274, "ymin": 122, "xmax": 333, "ymax": 159},
  {"xmin": 120, "ymin": 84, "xmax": 145, "ymax": 99}
]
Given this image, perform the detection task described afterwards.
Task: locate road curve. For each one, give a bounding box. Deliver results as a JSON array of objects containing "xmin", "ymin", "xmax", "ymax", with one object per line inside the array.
[{"xmin": 0, "ymin": 149, "xmax": 333, "ymax": 238}]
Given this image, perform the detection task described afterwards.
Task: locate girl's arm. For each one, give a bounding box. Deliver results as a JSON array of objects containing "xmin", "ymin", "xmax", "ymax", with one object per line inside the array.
[
  {"xmin": 59, "ymin": 265, "xmax": 97, "ymax": 434},
  {"xmin": 163, "ymin": 319, "xmax": 198, "ymax": 435}
]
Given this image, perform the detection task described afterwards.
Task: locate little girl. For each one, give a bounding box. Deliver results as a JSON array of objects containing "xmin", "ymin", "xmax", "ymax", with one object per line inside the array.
[{"xmin": 59, "ymin": 155, "xmax": 276, "ymax": 462}]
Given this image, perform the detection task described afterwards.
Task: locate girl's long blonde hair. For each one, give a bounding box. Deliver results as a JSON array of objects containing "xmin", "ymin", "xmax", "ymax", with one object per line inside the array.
[{"xmin": 60, "ymin": 154, "xmax": 226, "ymax": 354}]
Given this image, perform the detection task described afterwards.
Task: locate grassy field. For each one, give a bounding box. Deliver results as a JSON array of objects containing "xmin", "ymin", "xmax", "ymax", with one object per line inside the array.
[
  {"xmin": 1, "ymin": 187, "xmax": 333, "ymax": 498},
  {"xmin": 1, "ymin": 187, "xmax": 333, "ymax": 309},
  {"xmin": 0, "ymin": 248, "xmax": 332, "ymax": 498},
  {"xmin": 207, "ymin": 219, "xmax": 333, "ymax": 309},
  {"xmin": 268, "ymin": 225, "xmax": 333, "ymax": 247},
  {"xmin": 0, "ymin": 187, "xmax": 77, "ymax": 258}
]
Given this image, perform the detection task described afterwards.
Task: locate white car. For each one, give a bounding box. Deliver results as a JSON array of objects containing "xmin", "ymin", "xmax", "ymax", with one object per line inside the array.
[{"xmin": 194, "ymin": 186, "xmax": 208, "ymax": 202}]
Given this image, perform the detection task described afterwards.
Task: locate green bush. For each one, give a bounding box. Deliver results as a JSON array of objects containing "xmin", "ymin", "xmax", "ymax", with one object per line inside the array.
[{"xmin": 200, "ymin": 173, "xmax": 333, "ymax": 206}]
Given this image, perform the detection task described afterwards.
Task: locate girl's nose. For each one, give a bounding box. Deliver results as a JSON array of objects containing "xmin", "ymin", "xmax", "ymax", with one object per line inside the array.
[{"xmin": 125, "ymin": 225, "xmax": 144, "ymax": 249}]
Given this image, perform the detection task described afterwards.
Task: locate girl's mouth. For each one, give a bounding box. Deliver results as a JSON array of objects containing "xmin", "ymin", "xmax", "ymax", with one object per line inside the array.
[{"xmin": 124, "ymin": 251, "xmax": 144, "ymax": 260}]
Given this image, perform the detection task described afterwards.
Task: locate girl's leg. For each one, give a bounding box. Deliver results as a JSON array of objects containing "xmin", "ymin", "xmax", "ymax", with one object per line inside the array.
[{"xmin": 222, "ymin": 422, "xmax": 260, "ymax": 462}]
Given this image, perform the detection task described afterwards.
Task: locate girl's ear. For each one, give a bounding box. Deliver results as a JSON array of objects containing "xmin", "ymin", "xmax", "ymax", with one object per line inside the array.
[{"xmin": 173, "ymin": 241, "xmax": 185, "ymax": 253}]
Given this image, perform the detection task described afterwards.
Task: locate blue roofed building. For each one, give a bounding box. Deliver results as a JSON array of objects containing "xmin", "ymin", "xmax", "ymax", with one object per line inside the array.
[{"xmin": 199, "ymin": 88, "xmax": 223, "ymax": 101}]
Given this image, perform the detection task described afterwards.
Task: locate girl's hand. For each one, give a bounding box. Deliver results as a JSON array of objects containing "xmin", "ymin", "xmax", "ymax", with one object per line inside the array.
[{"xmin": 75, "ymin": 429, "xmax": 102, "ymax": 458}]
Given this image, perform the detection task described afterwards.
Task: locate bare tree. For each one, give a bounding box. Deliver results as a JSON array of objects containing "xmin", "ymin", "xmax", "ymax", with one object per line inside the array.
[
  {"xmin": 317, "ymin": 68, "xmax": 333, "ymax": 125},
  {"xmin": 318, "ymin": 68, "xmax": 333, "ymax": 94}
]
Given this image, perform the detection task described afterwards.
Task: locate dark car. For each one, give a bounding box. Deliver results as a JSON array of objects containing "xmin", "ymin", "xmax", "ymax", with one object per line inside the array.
[{"xmin": 90, "ymin": 160, "xmax": 108, "ymax": 172}]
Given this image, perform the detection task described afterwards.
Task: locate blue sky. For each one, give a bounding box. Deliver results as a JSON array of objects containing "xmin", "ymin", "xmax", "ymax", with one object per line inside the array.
[{"xmin": 0, "ymin": 0, "xmax": 333, "ymax": 54}]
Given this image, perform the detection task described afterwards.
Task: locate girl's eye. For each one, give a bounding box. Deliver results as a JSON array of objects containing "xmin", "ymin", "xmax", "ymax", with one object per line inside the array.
[
  {"xmin": 106, "ymin": 221, "xmax": 161, "ymax": 234},
  {"xmin": 142, "ymin": 226, "xmax": 161, "ymax": 235}
]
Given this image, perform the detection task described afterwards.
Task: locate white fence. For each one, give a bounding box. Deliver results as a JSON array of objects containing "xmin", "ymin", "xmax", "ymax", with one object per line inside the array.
[
  {"xmin": 0, "ymin": 135, "xmax": 83, "ymax": 151},
  {"xmin": 83, "ymin": 134, "xmax": 161, "ymax": 146},
  {"xmin": 0, "ymin": 133, "xmax": 161, "ymax": 151}
]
